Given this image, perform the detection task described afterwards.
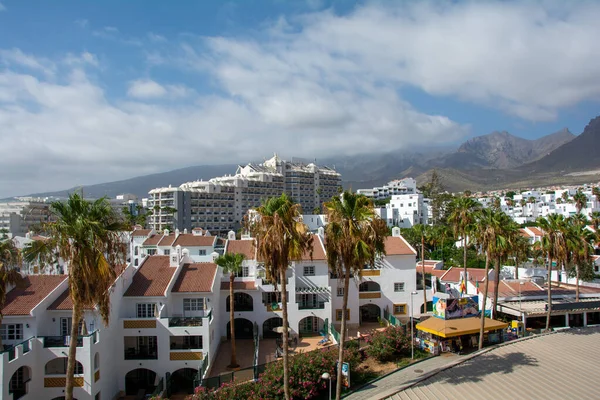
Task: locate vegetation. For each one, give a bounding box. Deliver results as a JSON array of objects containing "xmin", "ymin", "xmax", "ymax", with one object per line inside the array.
[
  {"xmin": 364, "ymin": 325, "xmax": 410, "ymax": 362},
  {"xmin": 448, "ymin": 196, "xmax": 481, "ymax": 289},
  {"xmin": 0, "ymin": 238, "xmax": 23, "ymax": 348},
  {"xmin": 23, "ymin": 193, "xmax": 128, "ymax": 400}
]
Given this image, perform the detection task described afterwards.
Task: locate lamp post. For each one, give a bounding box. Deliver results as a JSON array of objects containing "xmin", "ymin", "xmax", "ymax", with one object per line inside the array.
[
  {"xmin": 410, "ymin": 291, "xmax": 418, "ymax": 359},
  {"xmin": 321, "ymin": 372, "xmax": 331, "ymax": 400}
]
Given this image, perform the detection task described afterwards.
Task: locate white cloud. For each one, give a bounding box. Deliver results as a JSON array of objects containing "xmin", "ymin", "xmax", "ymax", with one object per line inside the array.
[
  {"xmin": 126, "ymin": 79, "xmax": 167, "ymax": 98},
  {"xmin": 0, "ymin": 48, "xmax": 55, "ymax": 76},
  {"xmin": 0, "ymin": 2, "xmax": 6, "ymax": 12},
  {"xmin": 74, "ymin": 19, "xmax": 88, "ymax": 28},
  {"xmin": 63, "ymin": 51, "xmax": 99, "ymax": 67},
  {"xmin": 148, "ymin": 32, "xmax": 167, "ymax": 43}
]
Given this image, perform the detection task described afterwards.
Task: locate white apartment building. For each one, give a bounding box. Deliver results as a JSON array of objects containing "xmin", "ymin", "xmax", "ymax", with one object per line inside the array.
[
  {"xmin": 147, "ymin": 155, "xmax": 341, "ymax": 234},
  {"xmin": 382, "ymin": 193, "xmax": 430, "ymax": 228},
  {"xmin": 0, "ymin": 202, "xmax": 52, "ymax": 238},
  {"xmin": 356, "ymin": 178, "xmax": 418, "ymax": 200},
  {"xmin": 1, "ymin": 227, "xmax": 417, "ymax": 399}
]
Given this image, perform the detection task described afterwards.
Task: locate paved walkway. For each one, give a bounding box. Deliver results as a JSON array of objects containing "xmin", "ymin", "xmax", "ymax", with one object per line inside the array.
[{"xmin": 344, "ymin": 353, "xmax": 461, "ymax": 400}]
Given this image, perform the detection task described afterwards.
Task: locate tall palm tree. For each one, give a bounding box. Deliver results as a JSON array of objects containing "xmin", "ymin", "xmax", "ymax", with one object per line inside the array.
[
  {"xmin": 509, "ymin": 230, "xmax": 530, "ymax": 280},
  {"xmin": 23, "ymin": 193, "xmax": 128, "ymax": 400},
  {"xmin": 475, "ymin": 208, "xmax": 507, "ymax": 349},
  {"xmin": 324, "ymin": 192, "xmax": 387, "ymax": 400},
  {"xmin": 491, "ymin": 217, "xmax": 517, "ymax": 315},
  {"xmin": 561, "ymin": 191, "xmax": 569, "ymax": 203},
  {"xmin": 0, "ymin": 238, "xmax": 23, "ymax": 348},
  {"xmin": 413, "ymin": 224, "xmax": 433, "ymax": 312},
  {"xmin": 249, "ymin": 194, "xmax": 312, "ymax": 400},
  {"xmin": 215, "ymin": 252, "xmax": 245, "ymax": 368},
  {"xmin": 590, "ymin": 211, "xmax": 600, "ymax": 231},
  {"xmin": 537, "ymin": 214, "xmax": 568, "ymax": 331},
  {"xmin": 592, "ymin": 186, "xmax": 600, "ymax": 204},
  {"xmin": 565, "ymin": 219, "xmax": 595, "ymax": 301},
  {"xmin": 448, "ymin": 196, "xmax": 481, "ymax": 289},
  {"xmin": 573, "ymin": 189, "xmax": 588, "ymax": 214}
]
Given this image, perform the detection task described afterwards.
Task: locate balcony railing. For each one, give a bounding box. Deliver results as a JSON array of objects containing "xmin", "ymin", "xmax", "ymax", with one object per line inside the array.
[
  {"xmin": 298, "ymin": 302, "xmax": 326, "ymax": 310},
  {"xmin": 168, "ymin": 317, "xmax": 203, "ymax": 327},
  {"xmin": 359, "ymin": 292, "xmax": 381, "ymax": 299},
  {"xmin": 41, "ymin": 336, "xmax": 83, "ymax": 348},
  {"xmin": 124, "ymin": 348, "xmax": 158, "ymax": 360}
]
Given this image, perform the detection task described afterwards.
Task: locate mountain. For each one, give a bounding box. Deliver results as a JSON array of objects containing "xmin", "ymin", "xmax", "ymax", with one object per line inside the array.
[
  {"xmin": 523, "ymin": 116, "xmax": 600, "ymax": 173},
  {"xmin": 435, "ymin": 128, "xmax": 575, "ymax": 169}
]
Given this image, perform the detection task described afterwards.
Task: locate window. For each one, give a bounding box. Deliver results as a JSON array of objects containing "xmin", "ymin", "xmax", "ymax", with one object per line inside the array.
[
  {"xmin": 394, "ymin": 282, "xmax": 405, "ymax": 292},
  {"xmin": 234, "ymin": 266, "xmax": 250, "ymax": 278},
  {"xmin": 1, "ymin": 324, "xmax": 23, "ymax": 340},
  {"xmin": 393, "ymin": 304, "xmax": 407, "ymax": 315},
  {"xmin": 183, "ymin": 298, "xmax": 205, "ymax": 311},
  {"xmin": 147, "ymin": 248, "xmax": 157, "ymax": 255},
  {"xmin": 335, "ymin": 309, "xmax": 350, "ymax": 321},
  {"xmin": 337, "ymin": 287, "xmax": 344, "ymax": 297},
  {"xmin": 136, "ymin": 303, "xmax": 157, "ymax": 318},
  {"xmin": 134, "ymin": 259, "xmax": 139, "ymax": 266},
  {"xmin": 164, "ymin": 249, "xmax": 170, "ymax": 256},
  {"xmin": 134, "ymin": 246, "xmax": 139, "ymax": 256},
  {"xmin": 199, "ymin": 249, "xmax": 206, "ymax": 256},
  {"xmin": 303, "ymin": 266, "xmax": 315, "ymax": 276}
]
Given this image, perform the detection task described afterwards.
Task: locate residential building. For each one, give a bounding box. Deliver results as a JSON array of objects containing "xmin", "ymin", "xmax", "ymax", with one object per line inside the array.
[
  {"xmin": 356, "ymin": 178, "xmax": 418, "ymax": 200},
  {"xmin": 0, "ymin": 201, "xmax": 52, "ymax": 238},
  {"xmin": 383, "ymin": 193, "xmax": 430, "ymax": 228}
]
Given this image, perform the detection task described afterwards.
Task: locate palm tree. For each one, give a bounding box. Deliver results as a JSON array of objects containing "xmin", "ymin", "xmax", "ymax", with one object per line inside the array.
[
  {"xmin": 565, "ymin": 219, "xmax": 595, "ymax": 301},
  {"xmin": 413, "ymin": 224, "xmax": 433, "ymax": 312},
  {"xmin": 537, "ymin": 214, "xmax": 568, "ymax": 331},
  {"xmin": 520, "ymin": 199, "xmax": 527, "ymax": 208},
  {"xmin": 448, "ymin": 196, "xmax": 481, "ymax": 288},
  {"xmin": 215, "ymin": 252, "xmax": 245, "ymax": 368},
  {"xmin": 592, "ymin": 186, "xmax": 600, "ymax": 203},
  {"xmin": 590, "ymin": 211, "xmax": 600, "ymax": 231},
  {"xmin": 324, "ymin": 192, "xmax": 387, "ymax": 400},
  {"xmin": 509, "ymin": 229, "xmax": 530, "ymax": 280},
  {"xmin": 0, "ymin": 238, "xmax": 23, "ymax": 348},
  {"xmin": 561, "ymin": 191, "xmax": 569, "ymax": 203},
  {"xmin": 23, "ymin": 193, "xmax": 128, "ymax": 400},
  {"xmin": 573, "ymin": 189, "xmax": 588, "ymax": 214},
  {"xmin": 249, "ymin": 194, "xmax": 312, "ymax": 400}
]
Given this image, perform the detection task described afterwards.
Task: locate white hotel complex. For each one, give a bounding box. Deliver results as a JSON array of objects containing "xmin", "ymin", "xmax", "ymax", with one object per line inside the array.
[
  {"xmin": 147, "ymin": 155, "xmax": 341, "ymax": 235},
  {"xmin": 0, "ymin": 227, "xmax": 419, "ymax": 399}
]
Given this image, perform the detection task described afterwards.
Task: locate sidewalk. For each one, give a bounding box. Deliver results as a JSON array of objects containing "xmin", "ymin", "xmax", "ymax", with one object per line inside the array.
[{"xmin": 343, "ymin": 353, "xmax": 461, "ymax": 400}]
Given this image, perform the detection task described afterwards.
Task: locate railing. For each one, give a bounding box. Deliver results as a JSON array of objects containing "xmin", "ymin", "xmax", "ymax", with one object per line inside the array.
[
  {"xmin": 253, "ymin": 322, "xmax": 259, "ymax": 380},
  {"xmin": 170, "ymin": 343, "xmax": 203, "ymax": 350},
  {"xmin": 168, "ymin": 317, "xmax": 203, "ymax": 327},
  {"xmin": 362, "ymin": 269, "xmax": 381, "ymax": 276},
  {"xmin": 194, "ymin": 353, "xmax": 209, "ymax": 388},
  {"xmin": 298, "ymin": 302, "xmax": 326, "ymax": 310},
  {"xmin": 124, "ymin": 349, "xmax": 158, "ymax": 360},
  {"xmin": 388, "ymin": 314, "xmax": 402, "ymax": 327},
  {"xmin": 41, "ymin": 336, "xmax": 83, "ymax": 348},
  {"xmin": 329, "ymin": 323, "xmax": 340, "ymax": 343},
  {"xmin": 359, "ymin": 291, "xmax": 381, "ymax": 299},
  {"xmin": 151, "ymin": 377, "xmax": 164, "ymax": 397}
]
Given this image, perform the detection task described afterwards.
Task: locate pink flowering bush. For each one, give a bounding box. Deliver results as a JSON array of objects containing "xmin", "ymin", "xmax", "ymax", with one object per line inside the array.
[{"xmin": 364, "ymin": 325, "xmax": 410, "ymax": 362}]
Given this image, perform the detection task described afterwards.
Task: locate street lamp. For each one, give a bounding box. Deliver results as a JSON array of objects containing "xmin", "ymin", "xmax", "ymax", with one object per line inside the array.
[
  {"xmin": 321, "ymin": 372, "xmax": 331, "ymax": 400},
  {"xmin": 410, "ymin": 291, "xmax": 418, "ymax": 359}
]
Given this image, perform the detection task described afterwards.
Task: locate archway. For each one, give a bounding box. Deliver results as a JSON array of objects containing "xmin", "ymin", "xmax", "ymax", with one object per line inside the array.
[
  {"xmin": 10, "ymin": 366, "xmax": 31, "ymax": 400},
  {"xmin": 45, "ymin": 358, "xmax": 83, "ymax": 375},
  {"xmin": 298, "ymin": 316, "xmax": 325, "ymax": 336},
  {"xmin": 359, "ymin": 281, "xmax": 381, "ymax": 292},
  {"xmin": 226, "ymin": 292, "xmax": 254, "ymax": 312},
  {"xmin": 227, "ymin": 318, "xmax": 254, "ymax": 339},
  {"xmin": 360, "ymin": 303, "xmax": 381, "ymax": 323},
  {"xmin": 170, "ymin": 368, "xmax": 197, "ymax": 395},
  {"xmin": 125, "ymin": 368, "xmax": 157, "ymax": 396},
  {"xmin": 263, "ymin": 317, "xmax": 283, "ymax": 339},
  {"xmin": 420, "ymin": 301, "xmax": 433, "ymax": 314}
]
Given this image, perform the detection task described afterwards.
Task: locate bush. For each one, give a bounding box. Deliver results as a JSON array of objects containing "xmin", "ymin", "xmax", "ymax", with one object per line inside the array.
[{"xmin": 364, "ymin": 325, "xmax": 410, "ymax": 362}]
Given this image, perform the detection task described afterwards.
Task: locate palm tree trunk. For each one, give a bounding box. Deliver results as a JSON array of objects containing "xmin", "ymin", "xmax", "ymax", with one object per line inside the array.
[
  {"xmin": 545, "ymin": 256, "xmax": 552, "ymax": 331},
  {"xmin": 336, "ymin": 267, "xmax": 351, "ymax": 400},
  {"xmin": 65, "ymin": 301, "xmax": 82, "ymax": 400},
  {"xmin": 493, "ymin": 257, "xmax": 501, "ymax": 317},
  {"xmin": 228, "ymin": 273, "xmax": 238, "ymax": 368},
  {"xmin": 422, "ymin": 234, "xmax": 427, "ymax": 314},
  {"xmin": 280, "ymin": 268, "xmax": 291, "ymax": 400},
  {"xmin": 515, "ymin": 254, "xmax": 519, "ymax": 280},
  {"xmin": 576, "ymin": 264, "xmax": 580, "ymax": 302},
  {"xmin": 463, "ymin": 235, "xmax": 467, "ymax": 282},
  {"xmin": 478, "ymin": 253, "xmax": 490, "ymax": 350}
]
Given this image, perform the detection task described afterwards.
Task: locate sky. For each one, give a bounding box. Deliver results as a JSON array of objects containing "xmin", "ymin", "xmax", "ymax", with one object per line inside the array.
[{"xmin": 1, "ymin": 0, "xmax": 600, "ymax": 198}]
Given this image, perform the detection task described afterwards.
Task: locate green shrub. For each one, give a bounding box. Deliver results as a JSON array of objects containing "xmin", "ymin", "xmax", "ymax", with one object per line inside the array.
[{"xmin": 364, "ymin": 325, "xmax": 410, "ymax": 362}]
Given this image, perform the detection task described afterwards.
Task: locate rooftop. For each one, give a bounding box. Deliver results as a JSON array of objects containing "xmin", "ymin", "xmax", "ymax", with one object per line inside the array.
[
  {"xmin": 385, "ymin": 236, "xmax": 417, "ymax": 256},
  {"xmin": 439, "ymin": 267, "xmax": 489, "ymax": 283},
  {"xmin": 172, "ymin": 263, "xmax": 217, "ymax": 293},
  {"xmin": 124, "ymin": 256, "xmax": 175, "ymax": 297},
  {"xmin": 225, "ymin": 239, "xmax": 256, "ymax": 260},
  {"xmin": 2, "ymin": 275, "xmax": 67, "ymax": 316}
]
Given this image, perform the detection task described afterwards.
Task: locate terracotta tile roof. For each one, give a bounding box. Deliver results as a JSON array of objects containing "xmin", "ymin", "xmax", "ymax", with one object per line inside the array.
[
  {"xmin": 132, "ymin": 229, "xmax": 152, "ymax": 237},
  {"xmin": 528, "ymin": 227, "xmax": 544, "ymax": 236},
  {"xmin": 124, "ymin": 256, "xmax": 175, "ymax": 297},
  {"xmin": 142, "ymin": 234, "xmax": 163, "ymax": 246},
  {"xmin": 225, "ymin": 239, "xmax": 256, "ymax": 260},
  {"xmin": 172, "ymin": 263, "xmax": 217, "ymax": 293},
  {"xmin": 220, "ymin": 281, "xmax": 257, "ymax": 290},
  {"xmin": 415, "ymin": 265, "xmax": 437, "ymax": 275},
  {"xmin": 430, "ymin": 269, "xmax": 447, "ymax": 279},
  {"xmin": 487, "ymin": 280, "xmax": 543, "ymax": 298},
  {"xmin": 2, "ymin": 275, "xmax": 67, "ymax": 315},
  {"xmin": 158, "ymin": 235, "xmax": 177, "ymax": 246},
  {"xmin": 47, "ymin": 289, "xmax": 73, "ymax": 310},
  {"xmin": 31, "ymin": 235, "xmax": 50, "ymax": 242},
  {"xmin": 384, "ymin": 236, "xmax": 417, "ymax": 255},
  {"xmin": 172, "ymin": 234, "xmax": 216, "ymax": 247},
  {"xmin": 519, "ymin": 228, "xmax": 533, "ymax": 238},
  {"xmin": 439, "ymin": 267, "xmax": 488, "ymax": 282},
  {"xmin": 303, "ymin": 235, "xmax": 326, "ymax": 261}
]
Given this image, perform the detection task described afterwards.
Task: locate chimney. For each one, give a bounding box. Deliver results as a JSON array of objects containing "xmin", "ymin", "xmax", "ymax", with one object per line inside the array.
[
  {"xmin": 175, "ymin": 228, "xmax": 180, "ymax": 238},
  {"xmin": 211, "ymin": 251, "xmax": 219, "ymax": 261},
  {"xmin": 183, "ymin": 228, "xmax": 188, "ymax": 234},
  {"xmin": 164, "ymin": 229, "xmax": 169, "ymax": 236},
  {"xmin": 317, "ymin": 226, "xmax": 325, "ymax": 238},
  {"xmin": 228, "ymin": 231, "xmax": 236, "ymax": 240},
  {"xmin": 392, "ymin": 227, "xmax": 401, "ymax": 237}
]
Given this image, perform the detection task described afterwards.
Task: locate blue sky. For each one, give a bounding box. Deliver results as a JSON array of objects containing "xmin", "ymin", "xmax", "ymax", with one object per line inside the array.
[{"xmin": 1, "ymin": 0, "xmax": 599, "ymax": 197}]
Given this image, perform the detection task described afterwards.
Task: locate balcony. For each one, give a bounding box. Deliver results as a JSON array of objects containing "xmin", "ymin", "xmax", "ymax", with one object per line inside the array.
[
  {"xmin": 298, "ymin": 302, "xmax": 326, "ymax": 310},
  {"xmin": 359, "ymin": 292, "xmax": 381, "ymax": 299},
  {"xmin": 362, "ymin": 269, "xmax": 381, "ymax": 277},
  {"xmin": 124, "ymin": 349, "xmax": 158, "ymax": 360},
  {"xmin": 168, "ymin": 317, "xmax": 203, "ymax": 327},
  {"xmin": 41, "ymin": 336, "xmax": 83, "ymax": 348},
  {"xmin": 123, "ymin": 318, "xmax": 157, "ymax": 329}
]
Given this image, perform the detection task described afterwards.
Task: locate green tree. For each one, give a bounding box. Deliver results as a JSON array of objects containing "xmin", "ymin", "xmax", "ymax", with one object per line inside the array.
[
  {"xmin": 23, "ymin": 193, "xmax": 128, "ymax": 400},
  {"xmin": 324, "ymin": 192, "xmax": 387, "ymax": 400},
  {"xmin": 448, "ymin": 196, "xmax": 481, "ymax": 287},
  {"xmin": 0, "ymin": 238, "xmax": 24, "ymax": 348},
  {"xmin": 215, "ymin": 252, "xmax": 246, "ymax": 368},
  {"xmin": 573, "ymin": 189, "xmax": 588, "ymax": 214},
  {"xmin": 413, "ymin": 224, "xmax": 434, "ymax": 312},
  {"xmin": 592, "ymin": 186, "xmax": 600, "ymax": 203},
  {"xmin": 508, "ymin": 229, "xmax": 530, "ymax": 280},
  {"xmin": 565, "ymin": 218, "xmax": 595, "ymax": 301},
  {"xmin": 537, "ymin": 214, "xmax": 569, "ymax": 331},
  {"xmin": 249, "ymin": 194, "xmax": 312, "ymax": 400}
]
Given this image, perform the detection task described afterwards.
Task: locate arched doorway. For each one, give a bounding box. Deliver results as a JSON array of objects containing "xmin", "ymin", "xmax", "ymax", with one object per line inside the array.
[
  {"xmin": 45, "ymin": 358, "xmax": 83, "ymax": 375},
  {"xmin": 359, "ymin": 281, "xmax": 381, "ymax": 292},
  {"xmin": 226, "ymin": 292, "xmax": 254, "ymax": 312},
  {"xmin": 420, "ymin": 301, "xmax": 433, "ymax": 314},
  {"xmin": 299, "ymin": 316, "xmax": 325, "ymax": 336},
  {"xmin": 263, "ymin": 317, "xmax": 283, "ymax": 339},
  {"xmin": 170, "ymin": 368, "xmax": 197, "ymax": 395},
  {"xmin": 227, "ymin": 318, "xmax": 254, "ymax": 339},
  {"xmin": 10, "ymin": 366, "xmax": 31, "ymax": 400},
  {"xmin": 360, "ymin": 304, "xmax": 381, "ymax": 323},
  {"xmin": 125, "ymin": 368, "xmax": 157, "ymax": 396}
]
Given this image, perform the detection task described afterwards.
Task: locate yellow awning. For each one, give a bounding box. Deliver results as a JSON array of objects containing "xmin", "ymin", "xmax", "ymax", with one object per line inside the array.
[{"xmin": 416, "ymin": 317, "xmax": 508, "ymax": 338}]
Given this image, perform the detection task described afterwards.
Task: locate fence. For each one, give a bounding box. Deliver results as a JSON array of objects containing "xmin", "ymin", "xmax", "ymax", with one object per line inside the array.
[
  {"xmin": 253, "ymin": 322, "xmax": 260, "ymax": 380},
  {"xmin": 388, "ymin": 314, "xmax": 403, "ymax": 327},
  {"xmin": 330, "ymin": 322, "xmax": 340, "ymax": 343},
  {"xmin": 151, "ymin": 377, "xmax": 164, "ymax": 397},
  {"xmin": 194, "ymin": 353, "xmax": 209, "ymax": 388}
]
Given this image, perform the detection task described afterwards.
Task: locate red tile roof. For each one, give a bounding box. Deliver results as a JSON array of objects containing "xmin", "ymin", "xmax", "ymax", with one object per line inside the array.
[
  {"xmin": 439, "ymin": 267, "xmax": 489, "ymax": 282},
  {"xmin": 528, "ymin": 227, "xmax": 544, "ymax": 236},
  {"xmin": 225, "ymin": 239, "xmax": 256, "ymax": 260},
  {"xmin": 519, "ymin": 228, "xmax": 533, "ymax": 238},
  {"xmin": 384, "ymin": 236, "xmax": 417, "ymax": 255},
  {"xmin": 158, "ymin": 235, "xmax": 177, "ymax": 246},
  {"xmin": 220, "ymin": 281, "xmax": 257, "ymax": 290},
  {"xmin": 132, "ymin": 229, "xmax": 152, "ymax": 237},
  {"xmin": 124, "ymin": 256, "xmax": 175, "ymax": 297},
  {"xmin": 2, "ymin": 275, "xmax": 67, "ymax": 315},
  {"xmin": 487, "ymin": 281, "xmax": 543, "ymax": 298},
  {"xmin": 303, "ymin": 235, "xmax": 326, "ymax": 261},
  {"xmin": 172, "ymin": 234, "xmax": 216, "ymax": 247},
  {"xmin": 142, "ymin": 234, "xmax": 163, "ymax": 246},
  {"xmin": 172, "ymin": 263, "xmax": 217, "ymax": 293}
]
